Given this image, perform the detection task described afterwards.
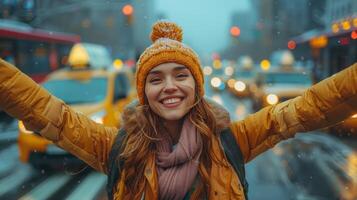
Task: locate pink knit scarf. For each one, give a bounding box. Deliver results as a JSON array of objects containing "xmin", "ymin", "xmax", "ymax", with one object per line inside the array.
[{"xmin": 155, "ymin": 118, "xmax": 202, "ymax": 200}]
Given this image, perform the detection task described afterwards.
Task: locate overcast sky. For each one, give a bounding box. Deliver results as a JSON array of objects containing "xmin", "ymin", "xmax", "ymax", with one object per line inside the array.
[{"xmin": 155, "ymin": 0, "xmax": 251, "ymax": 59}]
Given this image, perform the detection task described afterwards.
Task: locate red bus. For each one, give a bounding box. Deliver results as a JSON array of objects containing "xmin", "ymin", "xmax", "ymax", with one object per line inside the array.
[{"xmin": 0, "ymin": 19, "xmax": 80, "ymax": 83}]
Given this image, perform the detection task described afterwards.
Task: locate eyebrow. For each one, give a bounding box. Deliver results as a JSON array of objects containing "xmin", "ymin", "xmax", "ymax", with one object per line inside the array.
[{"xmin": 148, "ymin": 65, "xmax": 188, "ymax": 75}]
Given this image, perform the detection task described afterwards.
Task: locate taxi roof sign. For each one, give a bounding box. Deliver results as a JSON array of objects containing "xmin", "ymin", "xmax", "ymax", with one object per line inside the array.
[
  {"xmin": 68, "ymin": 43, "xmax": 89, "ymax": 68},
  {"xmin": 68, "ymin": 43, "xmax": 112, "ymax": 70}
]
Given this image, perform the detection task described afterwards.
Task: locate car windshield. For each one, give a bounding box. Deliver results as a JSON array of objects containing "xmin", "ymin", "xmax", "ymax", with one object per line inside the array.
[
  {"xmin": 262, "ymin": 72, "xmax": 312, "ymax": 85},
  {"xmin": 42, "ymin": 77, "xmax": 108, "ymax": 104}
]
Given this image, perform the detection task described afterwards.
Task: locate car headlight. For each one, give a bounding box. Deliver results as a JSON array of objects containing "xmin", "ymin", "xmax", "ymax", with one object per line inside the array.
[
  {"xmin": 211, "ymin": 77, "xmax": 222, "ymax": 88},
  {"xmin": 234, "ymin": 81, "xmax": 246, "ymax": 92},
  {"xmin": 224, "ymin": 66, "xmax": 234, "ymax": 76},
  {"xmin": 352, "ymin": 113, "xmax": 357, "ymax": 118},
  {"xmin": 203, "ymin": 66, "xmax": 213, "ymax": 76},
  {"xmin": 227, "ymin": 79, "xmax": 236, "ymax": 88},
  {"xmin": 266, "ymin": 94, "xmax": 279, "ymax": 105},
  {"xmin": 90, "ymin": 111, "xmax": 106, "ymax": 124}
]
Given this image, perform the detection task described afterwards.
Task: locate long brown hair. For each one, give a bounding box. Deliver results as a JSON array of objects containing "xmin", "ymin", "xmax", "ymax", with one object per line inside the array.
[{"xmin": 116, "ymin": 96, "xmax": 223, "ymax": 198}]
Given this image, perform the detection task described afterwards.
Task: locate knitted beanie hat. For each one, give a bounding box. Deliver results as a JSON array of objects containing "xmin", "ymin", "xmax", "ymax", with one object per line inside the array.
[{"xmin": 136, "ymin": 21, "xmax": 204, "ymax": 105}]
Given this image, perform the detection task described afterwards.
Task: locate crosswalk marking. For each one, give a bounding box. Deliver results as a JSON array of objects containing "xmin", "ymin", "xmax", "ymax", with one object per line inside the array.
[
  {"xmin": 0, "ymin": 144, "xmax": 18, "ymax": 176},
  {"xmin": 19, "ymin": 174, "xmax": 71, "ymax": 200},
  {"xmin": 65, "ymin": 172, "xmax": 107, "ymax": 200},
  {"xmin": 0, "ymin": 129, "xmax": 18, "ymax": 142},
  {"xmin": 0, "ymin": 164, "xmax": 32, "ymax": 197}
]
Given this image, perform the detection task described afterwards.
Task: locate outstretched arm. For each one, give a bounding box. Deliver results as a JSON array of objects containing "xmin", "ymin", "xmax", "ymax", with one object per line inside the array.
[
  {"xmin": 231, "ymin": 63, "xmax": 357, "ymax": 163},
  {"xmin": 0, "ymin": 58, "xmax": 118, "ymax": 173}
]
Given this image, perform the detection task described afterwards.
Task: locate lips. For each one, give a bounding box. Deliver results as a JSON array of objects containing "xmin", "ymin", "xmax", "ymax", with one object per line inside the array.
[{"xmin": 160, "ymin": 97, "xmax": 184, "ymax": 108}]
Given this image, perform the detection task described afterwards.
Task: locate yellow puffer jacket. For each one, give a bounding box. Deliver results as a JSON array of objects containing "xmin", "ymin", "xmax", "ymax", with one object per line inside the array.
[{"xmin": 0, "ymin": 58, "xmax": 356, "ymax": 199}]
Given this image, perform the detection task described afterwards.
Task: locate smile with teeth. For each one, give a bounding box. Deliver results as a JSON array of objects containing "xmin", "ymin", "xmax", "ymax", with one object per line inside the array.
[{"xmin": 162, "ymin": 97, "xmax": 182, "ymax": 105}]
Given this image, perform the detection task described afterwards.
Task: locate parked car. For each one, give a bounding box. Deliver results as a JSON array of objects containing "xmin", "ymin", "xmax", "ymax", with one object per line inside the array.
[
  {"xmin": 329, "ymin": 113, "xmax": 357, "ymax": 136},
  {"xmin": 252, "ymin": 69, "xmax": 313, "ymax": 111}
]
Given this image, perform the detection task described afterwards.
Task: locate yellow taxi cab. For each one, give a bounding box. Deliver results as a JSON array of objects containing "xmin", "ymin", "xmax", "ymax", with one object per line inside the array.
[
  {"xmin": 17, "ymin": 43, "xmax": 135, "ymax": 169},
  {"xmin": 251, "ymin": 68, "xmax": 313, "ymax": 111},
  {"xmin": 331, "ymin": 114, "xmax": 357, "ymax": 136}
]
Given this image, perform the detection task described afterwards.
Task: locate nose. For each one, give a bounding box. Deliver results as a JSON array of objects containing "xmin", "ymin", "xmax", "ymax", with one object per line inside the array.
[{"xmin": 163, "ymin": 78, "xmax": 178, "ymax": 93}]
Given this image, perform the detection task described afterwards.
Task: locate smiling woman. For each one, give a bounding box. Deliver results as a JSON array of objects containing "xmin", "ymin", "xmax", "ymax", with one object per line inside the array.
[
  {"xmin": 145, "ymin": 63, "xmax": 196, "ymax": 121},
  {"xmin": 0, "ymin": 21, "xmax": 356, "ymax": 200}
]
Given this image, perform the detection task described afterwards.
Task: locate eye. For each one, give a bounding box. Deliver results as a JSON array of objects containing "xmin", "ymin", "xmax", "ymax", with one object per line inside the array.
[
  {"xmin": 176, "ymin": 73, "xmax": 189, "ymax": 79},
  {"xmin": 149, "ymin": 77, "xmax": 162, "ymax": 84}
]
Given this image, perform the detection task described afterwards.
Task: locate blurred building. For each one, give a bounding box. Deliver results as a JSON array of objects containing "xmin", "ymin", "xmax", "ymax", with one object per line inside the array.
[
  {"xmin": 132, "ymin": 0, "xmax": 155, "ymax": 57},
  {"xmin": 230, "ymin": 11, "xmax": 256, "ymax": 43},
  {"xmin": 220, "ymin": 10, "xmax": 258, "ymax": 60},
  {"xmin": 0, "ymin": 0, "xmax": 154, "ymax": 61},
  {"xmin": 321, "ymin": 0, "xmax": 357, "ymax": 72},
  {"xmin": 0, "ymin": 0, "xmax": 36, "ymax": 22},
  {"xmin": 324, "ymin": 0, "xmax": 356, "ymax": 26},
  {"xmin": 292, "ymin": 0, "xmax": 357, "ymax": 81},
  {"xmin": 251, "ymin": 0, "xmax": 326, "ymax": 59},
  {"xmin": 251, "ymin": 0, "xmax": 274, "ymax": 57}
]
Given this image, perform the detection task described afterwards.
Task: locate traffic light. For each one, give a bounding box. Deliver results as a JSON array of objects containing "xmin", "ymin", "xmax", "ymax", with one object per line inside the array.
[
  {"xmin": 351, "ymin": 31, "xmax": 357, "ymax": 40},
  {"xmin": 230, "ymin": 26, "xmax": 241, "ymax": 37},
  {"xmin": 287, "ymin": 40, "xmax": 296, "ymax": 50},
  {"xmin": 122, "ymin": 4, "xmax": 134, "ymax": 25},
  {"xmin": 122, "ymin": 4, "xmax": 133, "ymax": 16}
]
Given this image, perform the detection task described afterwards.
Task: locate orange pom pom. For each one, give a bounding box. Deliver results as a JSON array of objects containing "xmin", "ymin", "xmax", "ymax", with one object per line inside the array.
[{"xmin": 150, "ymin": 21, "xmax": 183, "ymax": 43}]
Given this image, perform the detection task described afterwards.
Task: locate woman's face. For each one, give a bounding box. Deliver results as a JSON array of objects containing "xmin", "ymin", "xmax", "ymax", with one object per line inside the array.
[{"xmin": 145, "ymin": 62, "xmax": 196, "ymax": 121}]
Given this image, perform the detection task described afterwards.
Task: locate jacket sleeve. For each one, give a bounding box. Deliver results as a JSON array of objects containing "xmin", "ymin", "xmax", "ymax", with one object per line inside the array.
[
  {"xmin": 0, "ymin": 58, "xmax": 118, "ymax": 173},
  {"xmin": 230, "ymin": 63, "xmax": 357, "ymax": 163}
]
